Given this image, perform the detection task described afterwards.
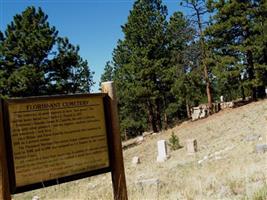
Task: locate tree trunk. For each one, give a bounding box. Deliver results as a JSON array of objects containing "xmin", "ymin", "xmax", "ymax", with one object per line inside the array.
[
  {"xmin": 155, "ymin": 98, "xmax": 162, "ymax": 131},
  {"xmin": 147, "ymin": 100, "xmax": 158, "ymax": 133},
  {"xmin": 240, "ymin": 85, "xmax": 245, "ymax": 100},
  {"xmin": 256, "ymin": 86, "xmax": 266, "ymax": 98},
  {"xmin": 204, "ymin": 64, "xmax": 213, "ymax": 110},
  {"xmin": 194, "ymin": 3, "xmax": 213, "ymax": 111},
  {"xmin": 247, "ymin": 50, "xmax": 256, "ymax": 100},
  {"xmin": 124, "ymin": 129, "xmax": 128, "ymax": 141},
  {"xmin": 162, "ymin": 96, "xmax": 168, "ymax": 129},
  {"xmin": 163, "ymin": 113, "xmax": 168, "ymax": 130},
  {"xmin": 186, "ymin": 102, "xmax": 191, "ymax": 119}
]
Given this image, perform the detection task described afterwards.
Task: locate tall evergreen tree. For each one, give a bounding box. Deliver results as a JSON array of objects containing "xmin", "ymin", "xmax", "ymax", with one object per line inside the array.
[
  {"xmin": 166, "ymin": 11, "xmax": 204, "ymax": 120},
  {"xmin": 0, "ymin": 7, "xmax": 94, "ymax": 97},
  {"xmin": 112, "ymin": 40, "xmax": 147, "ymax": 137},
  {"xmin": 206, "ymin": 0, "xmax": 267, "ymax": 99},
  {"xmin": 113, "ymin": 0, "xmax": 169, "ymax": 133},
  {"xmin": 181, "ymin": 0, "xmax": 213, "ymax": 110},
  {"xmin": 100, "ymin": 61, "xmax": 114, "ymax": 83}
]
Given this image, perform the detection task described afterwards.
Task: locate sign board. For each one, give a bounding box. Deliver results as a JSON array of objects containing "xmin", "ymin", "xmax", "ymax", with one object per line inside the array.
[{"xmin": 1, "ymin": 94, "xmax": 111, "ymax": 194}]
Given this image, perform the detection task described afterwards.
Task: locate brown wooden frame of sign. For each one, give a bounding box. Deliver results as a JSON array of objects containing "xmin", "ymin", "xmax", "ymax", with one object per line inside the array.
[
  {"xmin": 0, "ymin": 98, "xmax": 11, "ymax": 200},
  {"xmin": 0, "ymin": 93, "xmax": 114, "ymax": 197},
  {"xmin": 0, "ymin": 83, "xmax": 128, "ymax": 200}
]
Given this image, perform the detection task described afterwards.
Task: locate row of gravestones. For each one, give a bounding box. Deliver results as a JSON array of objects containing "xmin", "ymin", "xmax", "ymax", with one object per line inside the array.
[
  {"xmin": 191, "ymin": 99, "xmax": 253, "ymax": 121},
  {"xmin": 156, "ymin": 139, "xmax": 197, "ymax": 162},
  {"xmin": 132, "ymin": 139, "xmax": 197, "ymax": 164},
  {"xmin": 191, "ymin": 103, "xmax": 221, "ymax": 121},
  {"xmin": 132, "ymin": 136, "xmax": 267, "ymax": 164},
  {"xmin": 191, "ymin": 95, "xmax": 248, "ymax": 121}
]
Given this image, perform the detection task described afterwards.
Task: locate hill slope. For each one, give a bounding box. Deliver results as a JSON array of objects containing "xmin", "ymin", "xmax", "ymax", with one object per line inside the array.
[{"xmin": 14, "ymin": 99, "xmax": 267, "ymax": 200}]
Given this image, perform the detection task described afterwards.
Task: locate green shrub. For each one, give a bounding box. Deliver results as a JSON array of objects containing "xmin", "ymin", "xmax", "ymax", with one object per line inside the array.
[{"xmin": 168, "ymin": 132, "xmax": 182, "ymax": 151}]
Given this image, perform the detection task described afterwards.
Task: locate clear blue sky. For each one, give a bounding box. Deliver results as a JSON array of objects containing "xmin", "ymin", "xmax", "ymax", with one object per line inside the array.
[{"xmin": 0, "ymin": 0, "xmax": 186, "ymax": 92}]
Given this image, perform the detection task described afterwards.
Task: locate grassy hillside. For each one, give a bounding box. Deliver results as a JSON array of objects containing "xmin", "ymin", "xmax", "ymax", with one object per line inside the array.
[{"xmin": 14, "ymin": 99, "xmax": 267, "ymax": 200}]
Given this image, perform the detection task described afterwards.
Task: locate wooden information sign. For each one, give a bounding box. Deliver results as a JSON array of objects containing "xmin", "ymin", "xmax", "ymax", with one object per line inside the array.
[
  {"xmin": 1, "ymin": 94, "xmax": 112, "ymax": 194},
  {"xmin": 0, "ymin": 82, "xmax": 128, "ymax": 200}
]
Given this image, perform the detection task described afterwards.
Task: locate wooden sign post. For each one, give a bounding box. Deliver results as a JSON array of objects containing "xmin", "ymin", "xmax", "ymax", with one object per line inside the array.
[
  {"xmin": 0, "ymin": 100, "xmax": 11, "ymax": 200},
  {"xmin": 101, "ymin": 81, "xmax": 128, "ymax": 200}
]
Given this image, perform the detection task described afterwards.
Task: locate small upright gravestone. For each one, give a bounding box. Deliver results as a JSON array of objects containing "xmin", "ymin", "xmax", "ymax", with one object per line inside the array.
[
  {"xmin": 132, "ymin": 156, "xmax": 140, "ymax": 165},
  {"xmin": 136, "ymin": 136, "xmax": 144, "ymax": 144},
  {"xmin": 157, "ymin": 140, "xmax": 168, "ymax": 162},
  {"xmin": 32, "ymin": 196, "xmax": 40, "ymax": 200},
  {"xmin": 186, "ymin": 139, "xmax": 197, "ymax": 154}
]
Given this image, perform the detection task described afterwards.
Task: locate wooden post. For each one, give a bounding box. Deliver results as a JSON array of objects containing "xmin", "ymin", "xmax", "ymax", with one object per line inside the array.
[
  {"xmin": 101, "ymin": 81, "xmax": 128, "ymax": 200},
  {"xmin": 0, "ymin": 100, "xmax": 11, "ymax": 200}
]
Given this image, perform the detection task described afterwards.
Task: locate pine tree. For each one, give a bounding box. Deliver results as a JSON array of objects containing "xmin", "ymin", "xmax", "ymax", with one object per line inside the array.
[
  {"xmin": 181, "ymin": 0, "xmax": 213, "ymax": 110},
  {"xmin": 112, "ymin": 40, "xmax": 147, "ymax": 138},
  {"xmin": 0, "ymin": 7, "xmax": 94, "ymax": 97},
  {"xmin": 166, "ymin": 11, "xmax": 204, "ymax": 120},
  {"xmin": 206, "ymin": 0, "xmax": 267, "ymax": 100},
  {"xmin": 100, "ymin": 61, "xmax": 114, "ymax": 84},
  {"xmin": 253, "ymin": 0, "xmax": 267, "ymax": 96},
  {"xmin": 113, "ymin": 0, "xmax": 169, "ymax": 133}
]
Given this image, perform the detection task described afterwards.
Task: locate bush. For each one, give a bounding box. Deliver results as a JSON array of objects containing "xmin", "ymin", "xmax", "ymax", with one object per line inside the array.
[{"xmin": 168, "ymin": 132, "xmax": 182, "ymax": 151}]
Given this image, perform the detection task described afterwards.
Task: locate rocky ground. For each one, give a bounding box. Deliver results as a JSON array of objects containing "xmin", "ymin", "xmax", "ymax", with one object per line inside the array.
[{"xmin": 14, "ymin": 99, "xmax": 267, "ymax": 200}]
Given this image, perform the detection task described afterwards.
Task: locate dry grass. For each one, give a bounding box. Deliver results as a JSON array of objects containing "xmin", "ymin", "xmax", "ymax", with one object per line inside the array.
[{"xmin": 13, "ymin": 99, "xmax": 267, "ymax": 200}]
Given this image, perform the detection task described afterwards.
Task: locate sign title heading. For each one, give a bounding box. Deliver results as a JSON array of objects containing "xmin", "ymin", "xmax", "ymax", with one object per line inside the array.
[{"xmin": 26, "ymin": 100, "xmax": 98, "ymax": 111}]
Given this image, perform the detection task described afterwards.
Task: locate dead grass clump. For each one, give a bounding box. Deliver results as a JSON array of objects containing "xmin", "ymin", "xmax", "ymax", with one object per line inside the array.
[
  {"xmin": 228, "ymin": 179, "xmax": 246, "ymax": 195},
  {"xmin": 252, "ymin": 184, "xmax": 267, "ymax": 200},
  {"xmin": 203, "ymin": 175, "xmax": 219, "ymax": 194}
]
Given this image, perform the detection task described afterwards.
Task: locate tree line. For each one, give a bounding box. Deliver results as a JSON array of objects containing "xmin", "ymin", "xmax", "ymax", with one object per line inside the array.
[
  {"xmin": 0, "ymin": 2, "xmax": 266, "ymax": 139},
  {"xmin": 100, "ymin": 0, "xmax": 267, "ymax": 138}
]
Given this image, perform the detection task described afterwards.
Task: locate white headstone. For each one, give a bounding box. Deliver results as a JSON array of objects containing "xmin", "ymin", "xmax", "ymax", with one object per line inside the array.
[
  {"xmin": 220, "ymin": 95, "xmax": 224, "ymax": 102},
  {"xmin": 186, "ymin": 139, "xmax": 197, "ymax": 154},
  {"xmin": 136, "ymin": 136, "xmax": 144, "ymax": 143},
  {"xmin": 199, "ymin": 108, "xmax": 207, "ymax": 118},
  {"xmin": 157, "ymin": 140, "xmax": 168, "ymax": 162},
  {"xmin": 132, "ymin": 156, "xmax": 140, "ymax": 165},
  {"xmin": 32, "ymin": 196, "xmax": 40, "ymax": 200}
]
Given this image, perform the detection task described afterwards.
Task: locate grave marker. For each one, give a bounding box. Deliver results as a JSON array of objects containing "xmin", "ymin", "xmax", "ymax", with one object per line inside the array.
[
  {"xmin": 157, "ymin": 140, "xmax": 168, "ymax": 162},
  {"xmin": 255, "ymin": 144, "xmax": 267, "ymax": 153},
  {"xmin": 132, "ymin": 156, "xmax": 140, "ymax": 165},
  {"xmin": 186, "ymin": 139, "xmax": 197, "ymax": 154}
]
